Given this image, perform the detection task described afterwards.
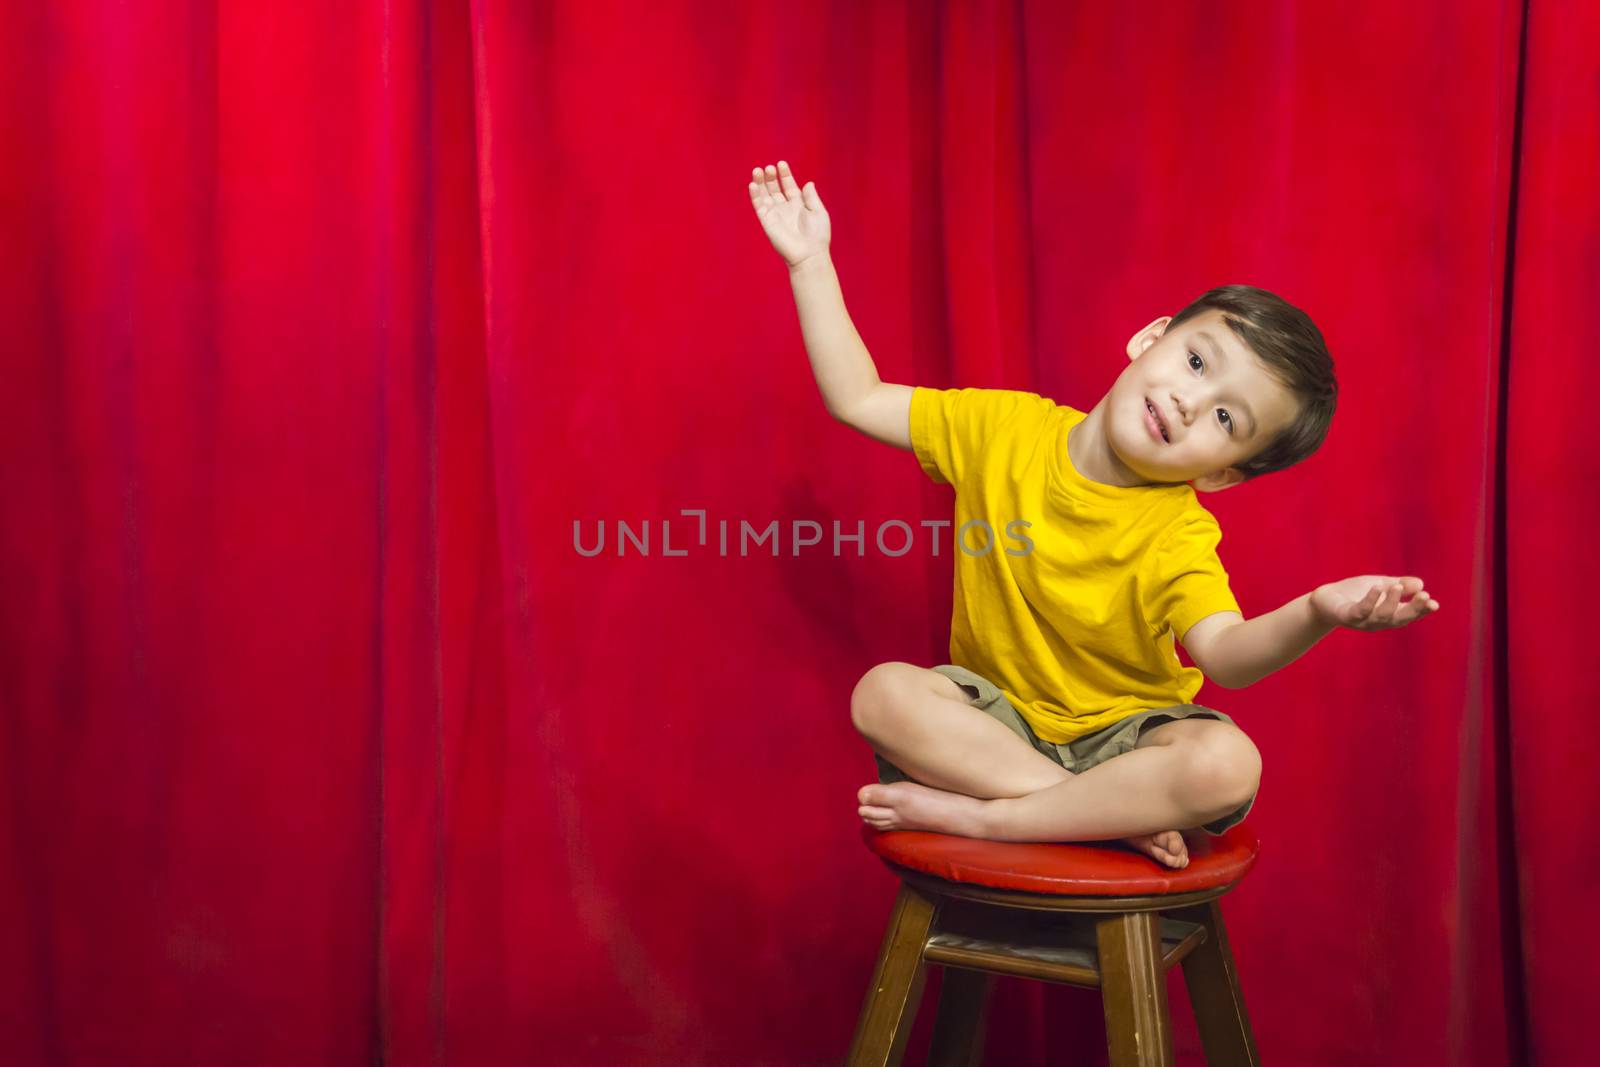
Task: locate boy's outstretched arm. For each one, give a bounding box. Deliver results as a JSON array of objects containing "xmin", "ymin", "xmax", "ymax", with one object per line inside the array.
[
  {"xmin": 1185, "ymin": 575, "xmax": 1442, "ymax": 689},
  {"xmin": 748, "ymin": 159, "xmax": 913, "ymax": 451}
]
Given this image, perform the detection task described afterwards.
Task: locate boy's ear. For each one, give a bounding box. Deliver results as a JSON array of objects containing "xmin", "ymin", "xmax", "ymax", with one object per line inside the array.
[
  {"xmin": 1192, "ymin": 467, "xmax": 1246, "ymax": 493},
  {"xmin": 1127, "ymin": 316, "xmax": 1173, "ymax": 361}
]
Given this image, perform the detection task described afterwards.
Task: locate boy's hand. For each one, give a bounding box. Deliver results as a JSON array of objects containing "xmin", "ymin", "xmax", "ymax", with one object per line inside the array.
[
  {"xmin": 1310, "ymin": 575, "xmax": 1440, "ymax": 631},
  {"xmin": 748, "ymin": 160, "xmax": 831, "ymax": 269}
]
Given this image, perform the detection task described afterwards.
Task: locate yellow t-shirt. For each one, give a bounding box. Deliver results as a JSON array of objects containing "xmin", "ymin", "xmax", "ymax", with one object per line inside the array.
[{"xmin": 909, "ymin": 386, "xmax": 1242, "ymax": 744}]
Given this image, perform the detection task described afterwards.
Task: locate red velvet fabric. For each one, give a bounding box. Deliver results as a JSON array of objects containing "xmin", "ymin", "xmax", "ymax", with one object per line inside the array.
[
  {"xmin": 1502, "ymin": 1, "xmax": 1600, "ymax": 1062},
  {"xmin": 862, "ymin": 826, "xmax": 1260, "ymax": 897},
  {"xmin": 1, "ymin": 2, "xmax": 1592, "ymax": 1065}
]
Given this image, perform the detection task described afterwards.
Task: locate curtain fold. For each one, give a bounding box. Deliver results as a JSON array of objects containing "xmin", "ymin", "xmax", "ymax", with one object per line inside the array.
[
  {"xmin": 1, "ymin": 1, "xmax": 1588, "ymax": 1064},
  {"xmin": 1503, "ymin": 1, "xmax": 1600, "ymax": 1064}
]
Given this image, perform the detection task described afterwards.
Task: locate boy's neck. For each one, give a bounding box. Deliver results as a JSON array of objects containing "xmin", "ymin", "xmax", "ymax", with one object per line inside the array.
[{"xmin": 1067, "ymin": 403, "xmax": 1156, "ymax": 489}]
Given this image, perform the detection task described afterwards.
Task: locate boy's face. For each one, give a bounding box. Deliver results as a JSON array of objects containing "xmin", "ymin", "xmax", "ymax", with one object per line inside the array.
[{"xmin": 1107, "ymin": 309, "xmax": 1302, "ymax": 492}]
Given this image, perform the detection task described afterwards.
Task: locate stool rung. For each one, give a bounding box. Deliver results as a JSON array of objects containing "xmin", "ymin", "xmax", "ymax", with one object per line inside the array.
[{"xmin": 923, "ymin": 915, "xmax": 1208, "ymax": 988}]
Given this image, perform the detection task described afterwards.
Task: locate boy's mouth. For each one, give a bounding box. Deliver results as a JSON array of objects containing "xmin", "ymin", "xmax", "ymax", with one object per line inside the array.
[{"xmin": 1145, "ymin": 398, "xmax": 1170, "ymax": 443}]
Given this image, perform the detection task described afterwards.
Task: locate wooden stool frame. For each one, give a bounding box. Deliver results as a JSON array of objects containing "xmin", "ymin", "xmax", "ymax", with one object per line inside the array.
[{"xmin": 846, "ymin": 864, "xmax": 1259, "ymax": 1067}]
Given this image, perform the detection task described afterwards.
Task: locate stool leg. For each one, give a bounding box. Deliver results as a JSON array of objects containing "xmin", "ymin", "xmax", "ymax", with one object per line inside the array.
[
  {"xmin": 1174, "ymin": 899, "xmax": 1259, "ymax": 1066},
  {"xmin": 927, "ymin": 967, "xmax": 994, "ymax": 1067},
  {"xmin": 1095, "ymin": 910, "xmax": 1174, "ymax": 1067},
  {"xmin": 847, "ymin": 882, "xmax": 939, "ymax": 1067}
]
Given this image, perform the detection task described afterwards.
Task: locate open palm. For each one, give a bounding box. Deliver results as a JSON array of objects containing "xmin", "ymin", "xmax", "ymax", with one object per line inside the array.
[
  {"xmin": 1310, "ymin": 575, "xmax": 1440, "ymax": 631},
  {"xmin": 748, "ymin": 160, "xmax": 831, "ymax": 268}
]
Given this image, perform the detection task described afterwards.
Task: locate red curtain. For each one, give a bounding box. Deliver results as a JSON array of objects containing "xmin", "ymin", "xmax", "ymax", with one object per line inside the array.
[{"xmin": 1, "ymin": 1, "xmax": 1592, "ymax": 1064}]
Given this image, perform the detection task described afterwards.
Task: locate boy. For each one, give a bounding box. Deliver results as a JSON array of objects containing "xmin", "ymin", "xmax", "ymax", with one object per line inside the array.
[{"xmin": 748, "ymin": 160, "xmax": 1440, "ymax": 869}]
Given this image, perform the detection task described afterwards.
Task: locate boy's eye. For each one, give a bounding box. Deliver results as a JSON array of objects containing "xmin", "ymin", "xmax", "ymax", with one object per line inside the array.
[{"xmin": 1189, "ymin": 351, "xmax": 1235, "ymax": 435}]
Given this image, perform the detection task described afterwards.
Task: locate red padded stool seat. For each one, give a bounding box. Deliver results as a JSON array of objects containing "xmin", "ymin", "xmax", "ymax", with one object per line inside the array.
[{"xmin": 847, "ymin": 824, "xmax": 1262, "ymax": 1066}]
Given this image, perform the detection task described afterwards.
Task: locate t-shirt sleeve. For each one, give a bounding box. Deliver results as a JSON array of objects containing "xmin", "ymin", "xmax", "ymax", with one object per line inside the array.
[
  {"xmin": 909, "ymin": 386, "xmax": 1052, "ymax": 488},
  {"xmin": 1140, "ymin": 513, "xmax": 1243, "ymax": 643}
]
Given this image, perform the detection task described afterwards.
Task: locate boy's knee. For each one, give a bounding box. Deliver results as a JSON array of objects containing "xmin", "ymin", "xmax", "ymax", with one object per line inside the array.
[
  {"xmin": 849, "ymin": 661, "xmax": 921, "ymax": 736},
  {"xmin": 1182, "ymin": 730, "xmax": 1262, "ymax": 810}
]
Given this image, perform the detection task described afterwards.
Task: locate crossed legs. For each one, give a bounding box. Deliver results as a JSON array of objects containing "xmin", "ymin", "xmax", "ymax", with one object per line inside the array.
[{"xmin": 850, "ymin": 663, "xmax": 1261, "ymax": 868}]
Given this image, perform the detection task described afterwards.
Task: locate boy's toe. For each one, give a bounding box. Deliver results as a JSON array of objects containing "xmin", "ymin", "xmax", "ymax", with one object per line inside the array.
[{"xmin": 858, "ymin": 784, "xmax": 892, "ymax": 805}]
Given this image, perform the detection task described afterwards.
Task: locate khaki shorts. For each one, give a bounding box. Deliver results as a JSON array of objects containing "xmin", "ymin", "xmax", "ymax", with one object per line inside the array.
[{"xmin": 873, "ymin": 664, "xmax": 1256, "ymax": 836}]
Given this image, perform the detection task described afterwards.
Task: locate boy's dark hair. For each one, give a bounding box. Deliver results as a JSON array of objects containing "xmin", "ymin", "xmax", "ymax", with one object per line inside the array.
[{"xmin": 1167, "ymin": 284, "xmax": 1337, "ymax": 481}]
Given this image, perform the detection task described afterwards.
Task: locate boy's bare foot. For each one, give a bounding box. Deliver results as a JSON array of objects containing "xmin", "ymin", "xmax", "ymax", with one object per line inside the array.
[
  {"xmin": 1120, "ymin": 830, "xmax": 1189, "ymax": 869},
  {"xmin": 857, "ymin": 782, "xmax": 990, "ymax": 839},
  {"xmin": 857, "ymin": 783, "xmax": 1190, "ymax": 869}
]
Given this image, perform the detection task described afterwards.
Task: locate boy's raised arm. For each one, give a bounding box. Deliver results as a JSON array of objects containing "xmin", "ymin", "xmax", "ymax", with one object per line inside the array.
[
  {"xmin": 787, "ymin": 255, "xmax": 913, "ymax": 449},
  {"xmin": 749, "ymin": 160, "xmax": 913, "ymax": 451},
  {"xmin": 829, "ymin": 378, "xmax": 914, "ymax": 451}
]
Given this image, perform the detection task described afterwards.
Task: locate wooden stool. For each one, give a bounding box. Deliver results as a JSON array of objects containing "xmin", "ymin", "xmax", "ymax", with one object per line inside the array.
[{"xmin": 846, "ymin": 823, "xmax": 1261, "ymax": 1066}]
